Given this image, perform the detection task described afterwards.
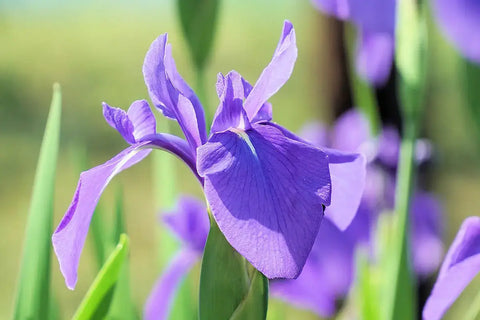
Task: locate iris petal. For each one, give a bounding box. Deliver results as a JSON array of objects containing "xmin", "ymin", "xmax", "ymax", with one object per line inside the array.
[
  {"xmin": 197, "ymin": 123, "xmax": 331, "ymax": 279},
  {"xmin": 423, "ymin": 217, "xmax": 480, "ymax": 320}
]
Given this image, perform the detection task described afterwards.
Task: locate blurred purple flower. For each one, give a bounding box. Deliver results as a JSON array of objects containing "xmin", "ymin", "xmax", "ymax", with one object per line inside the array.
[
  {"xmin": 273, "ymin": 109, "xmax": 443, "ymax": 316},
  {"xmin": 432, "ymin": 0, "xmax": 480, "ymax": 63},
  {"xmin": 144, "ymin": 196, "xmax": 209, "ymax": 320},
  {"xmin": 52, "ymin": 21, "xmax": 366, "ymax": 289},
  {"xmin": 310, "ymin": 0, "xmax": 396, "ymax": 86},
  {"xmin": 423, "ymin": 216, "xmax": 480, "ymax": 320}
]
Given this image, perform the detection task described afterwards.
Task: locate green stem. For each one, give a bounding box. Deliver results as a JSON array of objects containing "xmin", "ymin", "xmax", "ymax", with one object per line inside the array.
[
  {"xmin": 465, "ymin": 287, "xmax": 480, "ymax": 320},
  {"xmin": 385, "ymin": 119, "xmax": 417, "ymax": 320},
  {"xmin": 196, "ymin": 68, "xmax": 212, "ymax": 130}
]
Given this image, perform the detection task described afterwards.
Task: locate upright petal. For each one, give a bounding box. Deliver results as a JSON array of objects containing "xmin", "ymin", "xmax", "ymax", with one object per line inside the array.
[
  {"xmin": 144, "ymin": 249, "xmax": 199, "ymax": 320},
  {"xmin": 103, "ymin": 100, "xmax": 156, "ymax": 144},
  {"xmin": 423, "ymin": 217, "xmax": 480, "ymax": 320},
  {"xmin": 143, "ymin": 34, "xmax": 206, "ymax": 151},
  {"xmin": 356, "ymin": 31, "xmax": 394, "ymax": 86},
  {"xmin": 197, "ymin": 123, "xmax": 331, "ymax": 279},
  {"xmin": 243, "ymin": 21, "xmax": 297, "ymax": 120},
  {"xmin": 211, "ymin": 72, "xmax": 251, "ymax": 133},
  {"xmin": 163, "ymin": 196, "xmax": 210, "ymax": 252},
  {"xmin": 324, "ymin": 148, "xmax": 366, "ymax": 230},
  {"xmin": 52, "ymin": 144, "xmax": 152, "ymax": 289},
  {"xmin": 433, "ymin": 0, "xmax": 480, "ymax": 63},
  {"xmin": 271, "ymin": 218, "xmax": 355, "ymax": 317}
]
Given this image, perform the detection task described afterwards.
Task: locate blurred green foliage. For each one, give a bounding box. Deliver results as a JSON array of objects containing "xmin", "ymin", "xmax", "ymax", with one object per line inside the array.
[{"xmin": 1, "ymin": 1, "xmax": 480, "ymax": 319}]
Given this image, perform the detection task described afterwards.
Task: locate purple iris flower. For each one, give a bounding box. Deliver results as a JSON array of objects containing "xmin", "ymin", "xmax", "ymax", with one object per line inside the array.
[
  {"xmin": 432, "ymin": 0, "xmax": 480, "ymax": 63},
  {"xmin": 52, "ymin": 20, "xmax": 366, "ymax": 289},
  {"xmin": 310, "ymin": 0, "xmax": 396, "ymax": 86},
  {"xmin": 144, "ymin": 196, "xmax": 209, "ymax": 320},
  {"xmin": 271, "ymin": 110, "xmax": 443, "ymax": 317},
  {"xmin": 423, "ymin": 216, "xmax": 480, "ymax": 320}
]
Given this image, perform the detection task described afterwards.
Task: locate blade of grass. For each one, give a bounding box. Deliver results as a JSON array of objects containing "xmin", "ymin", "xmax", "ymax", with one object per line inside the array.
[
  {"xmin": 72, "ymin": 234, "xmax": 130, "ymax": 320},
  {"xmin": 13, "ymin": 84, "xmax": 62, "ymax": 320}
]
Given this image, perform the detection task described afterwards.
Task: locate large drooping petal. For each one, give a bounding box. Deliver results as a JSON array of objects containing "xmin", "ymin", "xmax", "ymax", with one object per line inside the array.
[
  {"xmin": 410, "ymin": 192, "xmax": 444, "ymax": 277},
  {"xmin": 52, "ymin": 134, "xmax": 197, "ymax": 289},
  {"xmin": 197, "ymin": 123, "xmax": 331, "ymax": 279},
  {"xmin": 423, "ymin": 217, "xmax": 480, "ymax": 320},
  {"xmin": 271, "ymin": 218, "xmax": 355, "ymax": 317},
  {"xmin": 211, "ymin": 72, "xmax": 251, "ymax": 133},
  {"xmin": 143, "ymin": 34, "xmax": 206, "ymax": 151},
  {"xmin": 323, "ymin": 148, "xmax": 366, "ymax": 230},
  {"xmin": 433, "ymin": 0, "xmax": 480, "ymax": 63},
  {"xmin": 144, "ymin": 249, "xmax": 199, "ymax": 320},
  {"xmin": 243, "ymin": 20, "xmax": 297, "ymax": 120},
  {"xmin": 163, "ymin": 196, "xmax": 210, "ymax": 252},
  {"xmin": 355, "ymin": 31, "xmax": 394, "ymax": 86},
  {"xmin": 103, "ymin": 100, "xmax": 156, "ymax": 144}
]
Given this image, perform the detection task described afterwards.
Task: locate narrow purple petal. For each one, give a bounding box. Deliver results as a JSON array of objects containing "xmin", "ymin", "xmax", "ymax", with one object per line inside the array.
[
  {"xmin": 211, "ymin": 71, "xmax": 251, "ymax": 133},
  {"xmin": 243, "ymin": 21, "xmax": 297, "ymax": 120},
  {"xmin": 103, "ymin": 103, "xmax": 136, "ymax": 144},
  {"xmin": 143, "ymin": 34, "xmax": 206, "ymax": 151},
  {"xmin": 162, "ymin": 196, "xmax": 209, "ymax": 252},
  {"xmin": 423, "ymin": 217, "xmax": 480, "ymax": 320},
  {"xmin": 126, "ymin": 100, "xmax": 156, "ymax": 142},
  {"xmin": 410, "ymin": 192, "xmax": 444, "ymax": 277},
  {"xmin": 144, "ymin": 249, "xmax": 199, "ymax": 320},
  {"xmin": 197, "ymin": 123, "xmax": 331, "ymax": 279},
  {"xmin": 52, "ymin": 144, "xmax": 152, "ymax": 289},
  {"xmin": 323, "ymin": 148, "xmax": 366, "ymax": 230},
  {"xmin": 356, "ymin": 31, "xmax": 394, "ymax": 86},
  {"xmin": 271, "ymin": 219, "xmax": 355, "ymax": 317},
  {"xmin": 433, "ymin": 0, "xmax": 480, "ymax": 63}
]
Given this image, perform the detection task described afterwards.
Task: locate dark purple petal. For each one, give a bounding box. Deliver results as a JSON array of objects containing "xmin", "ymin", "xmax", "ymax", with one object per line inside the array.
[
  {"xmin": 211, "ymin": 71, "xmax": 251, "ymax": 133},
  {"xmin": 144, "ymin": 249, "xmax": 199, "ymax": 320},
  {"xmin": 323, "ymin": 148, "xmax": 366, "ymax": 230},
  {"xmin": 103, "ymin": 100, "xmax": 156, "ymax": 144},
  {"xmin": 331, "ymin": 109, "xmax": 371, "ymax": 153},
  {"xmin": 355, "ymin": 31, "xmax": 394, "ymax": 86},
  {"xmin": 143, "ymin": 34, "xmax": 206, "ymax": 151},
  {"xmin": 410, "ymin": 192, "xmax": 444, "ymax": 277},
  {"xmin": 271, "ymin": 219, "xmax": 355, "ymax": 317},
  {"xmin": 52, "ymin": 144, "xmax": 152, "ymax": 289},
  {"xmin": 243, "ymin": 21, "xmax": 297, "ymax": 120},
  {"xmin": 197, "ymin": 123, "xmax": 331, "ymax": 279},
  {"xmin": 250, "ymin": 102, "xmax": 273, "ymax": 123},
  {"xmin": 310, "ymin": 0, "xmax": 350, "ymax": 19},
  {"xmin": 433, "ymin": 0, "xmax": 480, "ymax": 63},
  {"xmin": 423, "ymin": 217, "xmax": 480, "ymax": 320},
  {"xmin": 162, "ymin": 196, "xmax": 210, "ymax": 252}
]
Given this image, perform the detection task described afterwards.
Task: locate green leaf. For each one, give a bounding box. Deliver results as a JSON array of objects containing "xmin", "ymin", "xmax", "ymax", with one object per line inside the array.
[
  {"xmin": 199, "ymin": 214, "xmax": 269, "ymax": 320},
  {"xmin": 462, "ymin": 58, "xmax": 480, "ymax": 148},
  {"xmin": 13, "ymin": 83, "xmax": 62, "ymax": 320},
  {"xmin": 72, "ymin": 234, "xmax": 130, "ymax": 320},
  {"xmin": 177, "ymin": 0, "xmax": 219, "ymax": 72}
]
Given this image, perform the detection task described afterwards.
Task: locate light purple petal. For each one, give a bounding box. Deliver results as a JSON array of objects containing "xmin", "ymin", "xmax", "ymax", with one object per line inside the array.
[
  {"xmin": 331, "ymin": 109, "xmax": 371, "ymax": 153},
  {"xmin": 310, "ymin": 0, "xmax": 350, "ymax": 19},
  {"xmin": 52, "ymin": 133, "xmax": 198, "ymax": 290},
  {"xmin": 433, "ymin": 0, "xmax": 480, "ymax": 63},
  {"xmin": 102, "ymin": 103, "xmax": 135, "ymax": 144},
  {"xmin": 143, "ymin": 34, "xmax": 206, "ymax": 151},
  {"xmin": 162, "ymin": 196, "xmax": 210, "ymax": 252},
  {"xmin": 299, "ymin": 122, "xmax": 330, "ymax": 149},
  {"xmin": 348, "ymin": 0, "xmax": 396, "ymax": 34},
  {"xmin": 211, "ymin": 71, "xmax": 251, "ymax": 133},
  {"xmin": 410, "ymin": 192, "xmax": 444, "ymax": 277},
  {"xmin": 144, "ymin": 249, "xmax": 199, "ymax": 320},
  {"xmin": 377, "ymin": 126, "xmax": 400, "ymax": 167},
  {"xmin": 197, "ymin": 123, "xmax": 331, "ymax": 279},
  {"xmin": 356, "ymin": 31, "xmax": 394, "ymax": 86},
  {"xmin": 271, "ymin": 218, "xmax": 355, "ymax": 317},
  {"xmin": 423, "ymin": 217, "xmax": 480, "ymax": 320},
  {"xmin": 243, "ymin": 21, "xmax": 297, "ymax": 120},
  {"xmin": 126, "ymin": 100, "xmax": 156, "ymax": 142},
  {"xmin": 52, "ymin": 144, "xmax": 152, "ymax": 289},
  {"xmin": 324, "ymin": 148, "xmax": 366, "ymax": 230}
]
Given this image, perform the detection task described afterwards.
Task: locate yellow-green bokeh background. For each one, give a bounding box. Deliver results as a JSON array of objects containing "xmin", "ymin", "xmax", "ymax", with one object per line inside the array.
[{"xmin": 1, "ymin": 1, "xmax": 479, "ymax": 319}]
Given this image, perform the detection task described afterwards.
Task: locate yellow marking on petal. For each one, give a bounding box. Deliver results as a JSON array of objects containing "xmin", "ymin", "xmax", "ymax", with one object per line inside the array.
[{"xmin": 230, "ymin": 127, "xmax": 258, "ymax": 158}]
